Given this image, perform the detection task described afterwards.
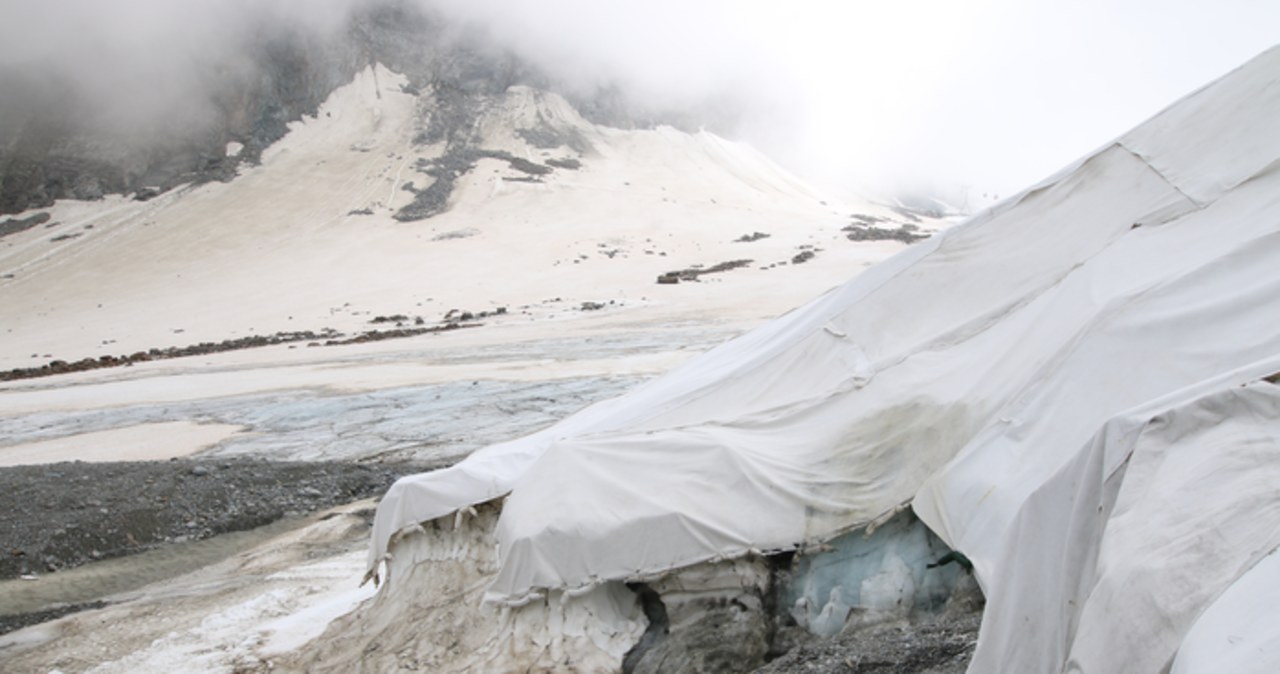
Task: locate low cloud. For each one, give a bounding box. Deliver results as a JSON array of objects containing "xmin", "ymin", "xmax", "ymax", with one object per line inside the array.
[{"xmin": 2, "ymin": 0, "xmax": 1277, "ymax": 204}]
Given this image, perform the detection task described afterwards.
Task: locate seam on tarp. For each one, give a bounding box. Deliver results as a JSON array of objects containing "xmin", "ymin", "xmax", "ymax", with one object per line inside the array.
[{"xmin": 1116, "ymin": 141, "xmax": 1208, "ymax": 209}]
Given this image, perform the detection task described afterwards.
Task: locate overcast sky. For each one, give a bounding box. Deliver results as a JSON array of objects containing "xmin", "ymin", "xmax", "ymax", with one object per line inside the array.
[
  {"xmin": 433, "ymin": 0, "xmax": 1280, "ymax": 206},
  {"xmin": 3, "ymin": 0, "xmax": 1277, "ymax": 207}
]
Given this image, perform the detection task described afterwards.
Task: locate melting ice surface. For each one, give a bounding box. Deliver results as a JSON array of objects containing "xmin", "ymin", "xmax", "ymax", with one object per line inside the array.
[{"xmin": 784, "ymin": 512, "xmax": 967, "ymax": 636}]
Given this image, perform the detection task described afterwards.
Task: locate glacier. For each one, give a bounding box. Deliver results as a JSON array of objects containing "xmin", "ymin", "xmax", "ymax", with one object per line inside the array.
[{"xmin": 355, "ymin": 44, "xmax": 1280, "ymax": 672}]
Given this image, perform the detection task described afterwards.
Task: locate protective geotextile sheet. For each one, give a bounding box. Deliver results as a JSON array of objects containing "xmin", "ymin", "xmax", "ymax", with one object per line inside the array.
[{"xmin": 370, "ymin": 45, "xmax": 1280, "ymax": 672}]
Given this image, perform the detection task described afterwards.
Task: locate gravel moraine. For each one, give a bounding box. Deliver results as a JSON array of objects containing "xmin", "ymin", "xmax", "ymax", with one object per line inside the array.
[
  {"xmin": 0, "ymin": 457, "xmax": 435, "ymax": 582},
  {"xmin": 756, "ymin": 613, "xmax": 982, "ymax": 674}
]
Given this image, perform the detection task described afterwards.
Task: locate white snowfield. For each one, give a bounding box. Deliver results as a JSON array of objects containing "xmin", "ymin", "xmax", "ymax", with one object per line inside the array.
[
  {"xmin": 370, "ymin": 45, "xmax": 1280, "ymax": 672},
  {"xmin": 0, "ymin": 63, "xmax": 923, "ymax": 460},
  {"xmin": 0, "ymin": 65, "xmax": 909, "ymax": 376}
]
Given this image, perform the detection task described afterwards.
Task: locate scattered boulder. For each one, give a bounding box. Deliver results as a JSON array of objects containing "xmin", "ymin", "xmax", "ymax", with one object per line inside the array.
[
  {"xmin": 369, "ymin": 314, "xmax": 410, "ymax": 324},
  {"xmin": 506, "ymin": 157, "xmax": 552, "ymax": 176},
  {"xmin": 433, "ymin": 227, "xmax": 479, "ymax": 240},
  {"xmin": 133, "ymin": 187, "xmax": 163, "ymax": 202},
  {"xmin": 657, "ymin": 259, "xmax": 753, "ymax": 284},
  {"xmin": 545, "ymin": 157, "xmax": 582, "ymax": 170},
  {"xmin": 1, "ymin": 329, "xmax": 341, "ymax": 383},
  {"xmin": 843, "ymin": 223, "xmax": 929, "ymax": 244}
]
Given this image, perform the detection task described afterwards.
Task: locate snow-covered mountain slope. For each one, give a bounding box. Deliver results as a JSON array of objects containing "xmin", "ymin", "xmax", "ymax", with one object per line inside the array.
[
  {"xmin": 0, "ymin": 65, "xmax": 931, "ymax": 375},
  {"xmin": 361, "ymin": 45, "xmax": 1280, "ymax": 672}
]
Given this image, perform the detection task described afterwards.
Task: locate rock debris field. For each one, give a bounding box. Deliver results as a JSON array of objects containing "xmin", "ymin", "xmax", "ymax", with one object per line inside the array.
[{"xmin": 0, "ymin": 458, "xmax": 432, "ymax": 633}]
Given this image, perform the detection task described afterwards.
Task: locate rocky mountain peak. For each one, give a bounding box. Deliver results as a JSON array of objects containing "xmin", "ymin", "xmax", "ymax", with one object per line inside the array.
[{"xmin": 0, "ymin": 0, "xmax": 710, "ymax": 216}]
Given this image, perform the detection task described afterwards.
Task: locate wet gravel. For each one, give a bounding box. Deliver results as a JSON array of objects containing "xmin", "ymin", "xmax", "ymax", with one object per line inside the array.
[{"xmin": 757, "ymin": 614, "xmax": 981, "ymax": 674}]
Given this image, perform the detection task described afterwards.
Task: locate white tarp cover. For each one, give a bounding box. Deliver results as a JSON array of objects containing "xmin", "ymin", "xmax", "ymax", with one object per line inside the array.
[{"xmin": 370, "ymin": 45, "xmax": 1280, "ymax": 671}]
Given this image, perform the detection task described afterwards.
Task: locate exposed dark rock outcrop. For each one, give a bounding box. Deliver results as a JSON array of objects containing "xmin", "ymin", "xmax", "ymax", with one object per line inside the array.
[
  {"xmin": 0, "ymin": 22, "xmax": 361, "ymax": 214},
  {"xmin": 0, "ymin": 330, "xmax": 341, "ymax": 382},
  {"xmin": 791, "ymin": 250, "xmax": 816, "ymax": 264},
  {"xmin": 0, "ymin": 0, "xmax": 724, "ymax": 217},
  {"xmin": 516, "ymin": 120, "xmax": 592, "ymax": 154},
  {"xmin": 397, "ymin": 146, "xmax": 557, "ymax": 221},
  {"xmin": 843, "ymin": 222, "xmax": 929, "ymax": 244}
]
